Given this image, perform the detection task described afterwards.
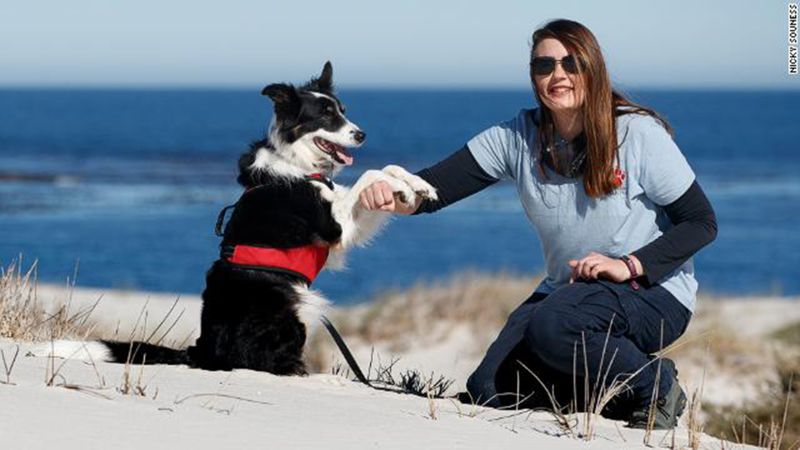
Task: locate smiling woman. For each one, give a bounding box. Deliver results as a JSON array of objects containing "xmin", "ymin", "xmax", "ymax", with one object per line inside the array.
[{"xmin": 358, "ymin": 18, "xmax": 719, "ymax": 429}]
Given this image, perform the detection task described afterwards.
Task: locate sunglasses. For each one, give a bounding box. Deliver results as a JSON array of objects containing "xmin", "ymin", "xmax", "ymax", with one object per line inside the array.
[{"xmin": 530, "ymin": 55, "xmax": 580, "ymax": 76}]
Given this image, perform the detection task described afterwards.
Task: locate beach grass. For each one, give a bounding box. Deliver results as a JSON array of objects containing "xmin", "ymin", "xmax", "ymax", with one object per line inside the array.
[
  {"xmin": 771, "ymin": 321, "xmax": 800, "ymax": 347},
  {"xmin": 0, "ymin": 258, "xmax": 99, "ymax": 342},
  {"xmin": 702, "ymin": 354, "xmax": 799, "ymax": 450}
]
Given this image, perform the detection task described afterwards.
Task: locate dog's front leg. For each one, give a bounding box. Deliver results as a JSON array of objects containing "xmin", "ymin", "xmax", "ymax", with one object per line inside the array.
[{"xmin": 331, "ymin": 170, "xmax": 416, "ymax": 248}]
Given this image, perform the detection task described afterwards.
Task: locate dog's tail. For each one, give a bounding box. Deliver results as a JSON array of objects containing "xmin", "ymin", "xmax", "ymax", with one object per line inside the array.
[
  {"xmin": 101, "ymin": 340, "xmax": 191, "ymax": 365},
  {"xmin": 29, "ymin": 340, "xmax": 191, "ymax": 365}
]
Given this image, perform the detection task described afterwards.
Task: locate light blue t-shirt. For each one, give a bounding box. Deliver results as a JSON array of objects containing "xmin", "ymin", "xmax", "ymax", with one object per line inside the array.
[{"xmin": 467, "ymin": 109, "xmax": 698, "ymax": 312}]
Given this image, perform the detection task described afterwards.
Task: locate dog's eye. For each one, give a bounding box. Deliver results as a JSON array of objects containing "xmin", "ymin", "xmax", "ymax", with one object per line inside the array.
[{"xmin": 325, "ymin": 105, "xmax": 335, "ymax": 114}]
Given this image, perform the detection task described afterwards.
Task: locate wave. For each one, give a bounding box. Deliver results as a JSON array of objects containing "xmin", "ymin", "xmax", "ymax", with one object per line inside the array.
[
  {"xmin": 0, "ymin": 181, "xmax": 241, "ymax": 215},
  {"xmin": 0, "ymin": 171, "xmax": 81, "ymax": 185},
  {"xmin": 704, "ymin": 179, "xmax": 800, "ymax": 198}
]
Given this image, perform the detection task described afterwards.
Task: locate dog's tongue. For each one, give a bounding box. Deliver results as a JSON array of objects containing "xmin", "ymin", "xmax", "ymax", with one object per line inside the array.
[{"xmin": 336, "ymin": 147, "xmax": 354, "ymax": 166}]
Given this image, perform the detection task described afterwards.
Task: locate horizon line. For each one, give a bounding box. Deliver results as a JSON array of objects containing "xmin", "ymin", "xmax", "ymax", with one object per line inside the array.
[{"xmin": 1, "ymin": 83, "xmax": 799, "ymax": 92}]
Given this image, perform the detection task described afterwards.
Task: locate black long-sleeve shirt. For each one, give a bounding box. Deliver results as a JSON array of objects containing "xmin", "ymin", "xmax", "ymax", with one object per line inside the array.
[{"xmin": 414, "ymin": 146, "xmax": 718, "ymax": 285}]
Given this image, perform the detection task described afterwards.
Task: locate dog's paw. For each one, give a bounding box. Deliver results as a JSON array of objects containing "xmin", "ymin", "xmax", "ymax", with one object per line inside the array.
[
  {"xmin": 410, "ymin": 176, "xmax": 438, "ymax": 201},
  {"xmin": 382, "ymin": 165, "xmax": 438, "ymax": 202},
  {"xmin": 386, "ymin": 177, "xmax": 417, "ymax": 206}
]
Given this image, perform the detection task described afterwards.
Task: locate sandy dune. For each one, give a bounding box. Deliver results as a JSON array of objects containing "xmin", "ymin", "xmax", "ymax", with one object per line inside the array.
[{"xmin": 2, "ymin": 283, "xmax": 792, "ymax": 449}]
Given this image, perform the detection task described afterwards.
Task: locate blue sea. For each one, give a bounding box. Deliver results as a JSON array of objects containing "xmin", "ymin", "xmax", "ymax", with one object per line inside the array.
[{"xmin": 0, "ymin": 89, "xmax": 798, "ymax": 303}]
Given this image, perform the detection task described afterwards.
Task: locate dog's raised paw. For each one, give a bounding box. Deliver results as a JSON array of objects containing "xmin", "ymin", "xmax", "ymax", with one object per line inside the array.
[
  {"xmin": 415, "ymin": 184, "xmax": 438, "ymax": 202},
  {"xmin": 381, "ymin": 165, "xmax": 437, "ymax": 202},
  {"xmin": 410, "ymin": 178, "xmax": 438, "ymax": 201},
  {"xmin": 381, "ymin": 175, "xmax": 416, "ymax": 206},
  {"xmin": 392, "ymin": 184, "xmax": 417, "ymax": 206}
]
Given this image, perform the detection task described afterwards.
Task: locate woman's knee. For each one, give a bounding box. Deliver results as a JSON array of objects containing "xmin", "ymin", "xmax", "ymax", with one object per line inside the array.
[{"xmin": 524, "ymin": 302, "xmax": 575, "ymax": 356}]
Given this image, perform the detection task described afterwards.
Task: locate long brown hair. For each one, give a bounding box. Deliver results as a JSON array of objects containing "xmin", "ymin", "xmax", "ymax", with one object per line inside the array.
[{"xmin": 531, "ymin": 19, "xmax": 672, "ymax": 197}]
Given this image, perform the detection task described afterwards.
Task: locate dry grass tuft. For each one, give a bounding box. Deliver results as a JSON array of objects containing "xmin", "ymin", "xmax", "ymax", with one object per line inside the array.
[
  {"xmin": 0, "ymin": 344, "xmax": 20, "ymax": 385},
  {"xmin": 0, "ymin": 259, "xmax": 44, "ymax": 340},
  {"xmin": 703, "ymin": 350, "xmax": 800, "ymax": 450},
  {"xmin": 0, "ymin": 258, "xmax": 100, "ymax": 342},
  {"xmin": 771, "ymin": 321, "xmax": 800, "ymax": 347},
  {"xmin": 685, "ymin": 344, "xmax": 710, "ymax": 450}
]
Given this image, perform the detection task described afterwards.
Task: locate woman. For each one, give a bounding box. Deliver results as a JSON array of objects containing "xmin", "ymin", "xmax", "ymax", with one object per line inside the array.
[{"xmin": 360, "ymin": 19, "xmax": 717, "ymax": 429}]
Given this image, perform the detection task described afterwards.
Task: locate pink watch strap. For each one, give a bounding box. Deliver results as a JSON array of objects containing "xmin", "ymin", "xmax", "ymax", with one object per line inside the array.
[{"xmin": 621, "ymin": 255, "xmax": 640, "ymax": 291}]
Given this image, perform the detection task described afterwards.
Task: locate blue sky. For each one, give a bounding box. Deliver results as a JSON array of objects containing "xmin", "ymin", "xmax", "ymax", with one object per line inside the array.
[{"xmin": 0, "ymin": 0, "xmax": 796, "ymax": 89}]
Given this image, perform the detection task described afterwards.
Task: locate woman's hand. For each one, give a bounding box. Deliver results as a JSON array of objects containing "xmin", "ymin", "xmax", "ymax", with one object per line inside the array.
[
  {"xmin": 358, "ymin": 180, "xmax": 421, "ymax": 215},
  {"xmin": 568, "ymin": 252, "xmax": 643, "ymax": 283}
]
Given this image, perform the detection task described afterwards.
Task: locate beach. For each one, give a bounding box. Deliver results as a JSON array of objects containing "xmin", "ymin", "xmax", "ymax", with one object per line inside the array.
[
  {"xmin": 2, "ymin": 3, "xmax": 797, "ymax": 448},
  {"xmin": 2, "ymin": 278, "xmax": 796, "ymax": 449}
]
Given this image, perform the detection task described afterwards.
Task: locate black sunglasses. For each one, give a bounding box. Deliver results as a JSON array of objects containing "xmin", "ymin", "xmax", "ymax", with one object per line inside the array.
[{"xmin": 530, "ymin": 55, "xmax": 579, "ymax": 76}]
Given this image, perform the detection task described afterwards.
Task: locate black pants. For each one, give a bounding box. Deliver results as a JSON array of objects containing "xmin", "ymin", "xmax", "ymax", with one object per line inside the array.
[{"xmin": 494, "ymin": 280, "xmax": 691, "ymax": 415}]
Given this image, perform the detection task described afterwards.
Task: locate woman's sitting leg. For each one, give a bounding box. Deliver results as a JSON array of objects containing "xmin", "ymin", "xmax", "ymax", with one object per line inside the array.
[{"xmin": 522, "ymin": 281, "xmax": 690, "ymax": 422}]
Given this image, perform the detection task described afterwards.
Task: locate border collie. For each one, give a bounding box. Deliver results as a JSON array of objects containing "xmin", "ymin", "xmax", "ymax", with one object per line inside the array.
[{"xmin": 38, "ymin": 62, "xmax": 436, "ymax": 375}]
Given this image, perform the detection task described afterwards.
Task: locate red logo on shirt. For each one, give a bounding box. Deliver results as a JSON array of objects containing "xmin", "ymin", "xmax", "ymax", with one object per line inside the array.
[{"xmin": 613, "ymin": 168, "xmax": 626, "ymax": 188}]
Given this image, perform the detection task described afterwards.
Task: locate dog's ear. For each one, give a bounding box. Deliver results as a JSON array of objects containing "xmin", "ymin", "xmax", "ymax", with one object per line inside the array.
[
  {"xmin": 261, "ymin": 83, "xmax": 301, "ymax": 118},
  {"xmin": 317, "ymin": 61, "xmax": 333, "ymax": 91},
  {"xmin": 304, "ymin": 61, "xmax": 334, "ymax": 93},
  {"xmin": 261, "ymin": 83, "xmax": 298, "ymax": 103}
]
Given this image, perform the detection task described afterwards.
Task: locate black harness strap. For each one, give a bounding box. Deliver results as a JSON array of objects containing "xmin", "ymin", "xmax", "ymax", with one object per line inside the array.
[
  {"xmin": 214, "ymin": 184, "xmax": 268, "ymax": 237},
  {"xmin": 215, "ymin": 204, "xmax": 237, "ymax": 237}
]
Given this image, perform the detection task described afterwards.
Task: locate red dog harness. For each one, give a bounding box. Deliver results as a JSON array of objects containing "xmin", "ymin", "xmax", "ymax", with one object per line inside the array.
[
  {"xmin": 224, "ymin": 244, "xmax": 329, "ymax": 284},
  {"xmin": 216, "ymin": 174, "xmax": 334, "ymax": 285}
]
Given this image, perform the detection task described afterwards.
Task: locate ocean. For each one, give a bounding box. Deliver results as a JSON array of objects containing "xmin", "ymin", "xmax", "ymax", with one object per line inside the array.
[{"xmin": 0, "ymin": 89, "xmax": 798, "ymax": 303}]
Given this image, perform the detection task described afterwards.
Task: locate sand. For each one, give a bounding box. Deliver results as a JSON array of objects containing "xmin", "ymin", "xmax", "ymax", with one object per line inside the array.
[{"xmin": 2, "ymin": 283, "xmax": 789, "ymax": 449}]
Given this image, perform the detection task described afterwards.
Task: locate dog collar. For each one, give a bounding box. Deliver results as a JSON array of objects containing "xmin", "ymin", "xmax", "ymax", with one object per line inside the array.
[{"xmin": 305, "ymin": 173, "xmax": 334, "ymax": 190}]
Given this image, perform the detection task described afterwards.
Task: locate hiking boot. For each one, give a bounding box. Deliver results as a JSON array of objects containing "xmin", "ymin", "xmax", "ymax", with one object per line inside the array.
[
  {"xmin": 627, "ymin": 359, "xmax": 687, "ymax": 430},
  {"xmin": 455, "ymin": 391, "xmax": 474, "ymax": 404}
]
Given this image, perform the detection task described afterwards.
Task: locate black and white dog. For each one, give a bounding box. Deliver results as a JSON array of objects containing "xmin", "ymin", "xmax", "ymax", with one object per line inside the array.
[{"xmin": 40, "ymin": 62, "xmax": 436, "ymax": 375}]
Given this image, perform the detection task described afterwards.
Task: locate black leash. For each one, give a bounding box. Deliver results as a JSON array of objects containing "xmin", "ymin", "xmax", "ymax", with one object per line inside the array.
[
  {"xmin": 319, "ymin": 315, "xmax": 372, "ymax": 386},
  {"xmin": 318, "ymin": 315, "xmax": 459, "ymax": 400}
]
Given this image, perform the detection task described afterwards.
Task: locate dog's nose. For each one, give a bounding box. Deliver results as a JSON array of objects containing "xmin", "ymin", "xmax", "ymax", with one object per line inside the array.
[{"xmin": 353, "ymin": 130, "xmax": 366, "ymax": 143}]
